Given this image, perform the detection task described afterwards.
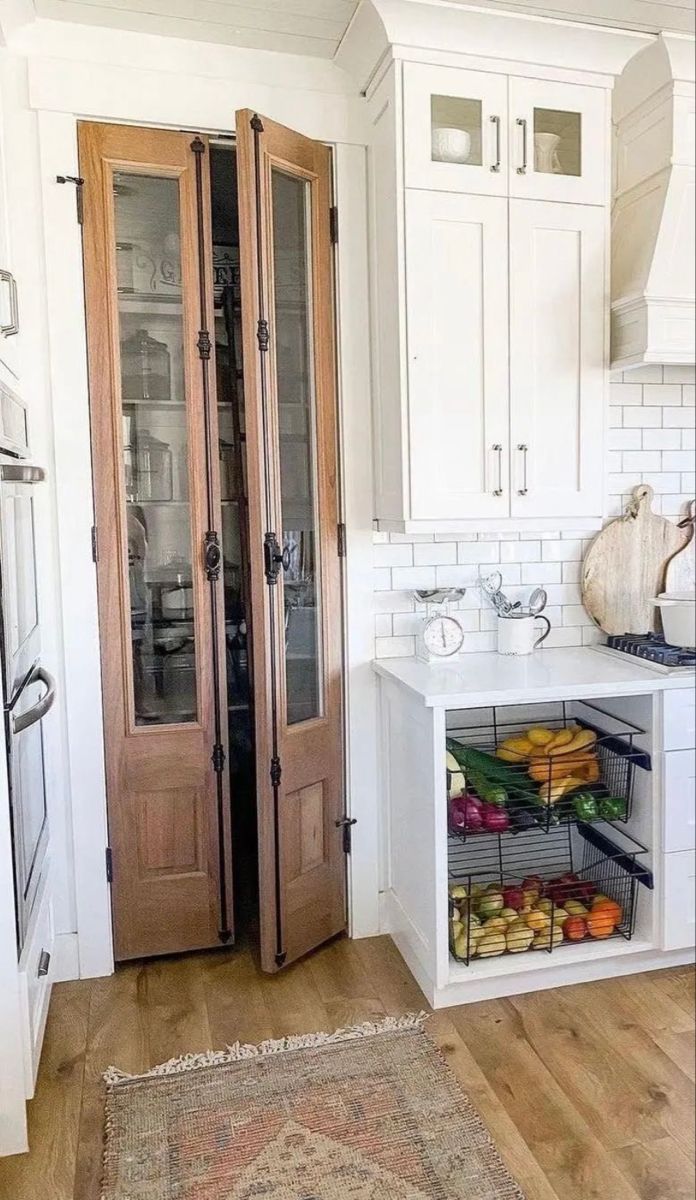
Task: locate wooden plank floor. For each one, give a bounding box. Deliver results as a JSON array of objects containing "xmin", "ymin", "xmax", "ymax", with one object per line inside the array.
[{"xmin": 0, "ymin": 937, "xmax": 693, "ymax": 1200}]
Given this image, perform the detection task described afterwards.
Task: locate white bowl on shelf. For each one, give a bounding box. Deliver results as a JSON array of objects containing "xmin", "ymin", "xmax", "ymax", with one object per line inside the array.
[
  {"xmin": 654, "ymin": 592, "xmax": 696, "ymax": 648},
  {"xmin": 432, "ymin": 126, "xmax": 471, "ymax": 164}
]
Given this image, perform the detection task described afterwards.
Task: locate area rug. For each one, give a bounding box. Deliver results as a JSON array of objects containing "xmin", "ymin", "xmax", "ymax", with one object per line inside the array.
[{"xmin": 102, "ymin": 1014, "xmax": 525, "ymax": 1199}]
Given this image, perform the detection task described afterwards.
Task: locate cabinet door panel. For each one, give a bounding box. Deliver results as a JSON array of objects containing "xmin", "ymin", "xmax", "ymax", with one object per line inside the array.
[
  {"xmin": 662, "ymin": 849, "xmax": 696, "ymax": 950},
  {"xmin": 663, "ymin": 750, "xmax": 696, "ymax": 853},
  {"xmin": 509, "ymin": 77, "xmax": 607, "ymax": 205},
  {"xmin": 406, "ymin": 190, "xmax": 509, "ymax": 521},
  {"xmin": 404, "ymin": 63, "xmax": 508, "ymax": 196},
  {"xmin": 509, "ymin": 199, "xmax": 605, "ymax": 520}
]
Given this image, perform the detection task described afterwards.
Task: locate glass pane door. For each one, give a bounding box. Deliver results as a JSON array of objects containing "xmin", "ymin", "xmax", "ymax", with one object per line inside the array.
[
  {"xmin": 270, "ymin": 168, "xmax": 322, "ymax": 727},
  {"xmin": 509, "ymin": 78, "xmax": 607, "ymax": 205},
  {"xmin": 114, "ymin": 172, "xmax": 198, "ymax": 726}
]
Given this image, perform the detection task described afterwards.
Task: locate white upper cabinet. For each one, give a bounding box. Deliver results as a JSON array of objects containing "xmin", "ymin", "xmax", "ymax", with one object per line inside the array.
[
  {"xmin": 508, "ymin": 78, "xmax": 608, "ymax": 206},
  {"xmin": 406, "ymin": 190, "xmax": 509, "ymax": 520},
  {"xmin": 509, "ymin": 200, "xmax": 605, "ymax": 520},
  {"xmin": 404, "ymin": 63, "xmax": 508, "ymax": 195}
]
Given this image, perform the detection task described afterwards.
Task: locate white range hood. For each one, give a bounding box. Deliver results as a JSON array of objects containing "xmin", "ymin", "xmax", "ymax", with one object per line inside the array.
[{"xmin": 612, "ymin": 34, "xmax": 695, "ymax": 369}]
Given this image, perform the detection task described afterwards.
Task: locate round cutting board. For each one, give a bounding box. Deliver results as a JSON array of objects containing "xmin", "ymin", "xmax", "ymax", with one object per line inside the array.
[
  {"xmin": 582, "ymin": 486, "xmax": 690, "ymax": 635},
  {"xmin": 664, "ymin": 500, "xmax": 695, "ymax": 595}
]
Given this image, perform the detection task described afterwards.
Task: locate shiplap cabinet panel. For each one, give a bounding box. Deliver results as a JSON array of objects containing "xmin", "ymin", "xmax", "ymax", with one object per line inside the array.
[
  {"xmin": 509, "ymin": 199, "xmax": 605, "ymax": 520},
  {"xmin": 406, "ymin": 190, "xmax": 509, "ymax": 520}
]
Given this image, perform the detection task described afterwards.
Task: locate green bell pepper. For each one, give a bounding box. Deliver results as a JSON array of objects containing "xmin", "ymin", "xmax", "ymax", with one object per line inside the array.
[
  {"xmin": 573, "ymin": 792, "xmax": 599, "ymax": 821},
  {"xmin": 598, "ymin": 796, "xmax": 627, "ymax": 821}
]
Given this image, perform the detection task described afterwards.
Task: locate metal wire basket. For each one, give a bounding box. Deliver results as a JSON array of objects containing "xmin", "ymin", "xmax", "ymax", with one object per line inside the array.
[
  {"xmin": 447, "ymin": 700, "xmax": 651, "ymax": 839},
  {"xmin": 448, "ymin": 822, "xmax": 652, "ymax": 965}
]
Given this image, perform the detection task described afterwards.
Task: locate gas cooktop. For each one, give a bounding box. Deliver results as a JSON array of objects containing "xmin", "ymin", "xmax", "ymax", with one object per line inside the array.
[{"xmin": 594, "ymin": 632, "xmax": 696, "ymax": 675}]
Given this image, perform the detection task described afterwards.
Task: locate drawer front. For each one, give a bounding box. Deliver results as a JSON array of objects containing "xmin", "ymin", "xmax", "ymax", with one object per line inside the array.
[
  {"xmin": 18, "ymin": 870, "xmax": 54, "ymax": 1098},
  {"xmin": 664, "ymin": 750, "xmax": 696, "ymax": 852},
  {"xmin": 663, "ymin": 689, "xmax": 696, "ymax": 752},
  {"xmin": 662, "ymin": 849, "xmax": 696, "ymax": 951}
]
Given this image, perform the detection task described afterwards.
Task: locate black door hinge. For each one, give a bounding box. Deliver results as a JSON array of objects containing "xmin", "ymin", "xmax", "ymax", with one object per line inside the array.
[
  {"xmin": 56, "ymin": 175, "xmax": 84, "ymax": 225},
  {"xmin": 337, "ymin": 522, "xmax": 346, "ymax": 558},
  {"xmin": 256, "ymin": 318, "xmax": 270, "ymax": 352},
  {"xmin": 212, "ymin": 743, "xmax": 226, "ymax": 774},
  {"xmin": 264, "ymin": 531, "xmax": 289, "ymax": 585},
  {"xmin": 329, "ymin": 205, "xmax": 339, "ymax": 245},
  {"xmin": 335, "ymin": 816, "xmax": 357, "ymax": 854},
  {"xmin": 91, "ymin": 525, "xmax": 99, "ymax": 563},
  {"xmin": 105, "ymin": 846, "xmax": 113, "ymax": 882},
  {"xmin": 275, "ymin": 951, "xmax": 287, "ymax": 967},
  {"xmin": 270, "ymin": 756, "xmax": 282, "ymax": 787}
]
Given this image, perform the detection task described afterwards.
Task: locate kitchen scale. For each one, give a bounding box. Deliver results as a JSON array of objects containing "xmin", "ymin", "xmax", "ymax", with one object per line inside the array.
[
  {"xmin": 593, "ymin": 633, "xmax": 696, "ymax": 676},
  {"xmin": 413, "ymin": 589, "xmax": 467, "ymax": 663}
]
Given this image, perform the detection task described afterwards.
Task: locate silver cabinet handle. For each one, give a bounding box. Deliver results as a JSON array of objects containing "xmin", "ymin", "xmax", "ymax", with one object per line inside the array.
[
  {"xmin": 489, "ymin": 115, "xmax": 501, "ymax": 172},
  {"xmin": 37, "ymin": 949, "xmax": 51, "ymax": 978},
  {"xmin": 516, "ymin": 118, "xmax": 528, "ymax": 175},
  {"xmin": 492, "ymin": 444, "xmax": 504, "ymax": 496},
  {"xmin": 0, "ymin": 269, "xmax": 19, "ymax": 336},
  {"xmin": 11, "ymin": 666, "xmax": 56, "ymax": 735},
  {"xmin": 517, "ymin": 444, "xmax": 529, "ymax": 495}
]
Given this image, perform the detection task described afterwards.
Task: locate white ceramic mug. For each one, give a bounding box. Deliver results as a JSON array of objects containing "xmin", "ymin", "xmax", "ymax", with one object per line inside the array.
[
  {"xmin": 497, "ymin": 613, "xmax": 551, "ymax": 656},
  {"xmin": 432, "ymin": 126, "xmax": 471, "ymax": 163}
]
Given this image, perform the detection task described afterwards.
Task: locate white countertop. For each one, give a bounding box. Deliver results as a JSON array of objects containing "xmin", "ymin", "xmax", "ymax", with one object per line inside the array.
[{"xmin": 373, "ymin": 647, "xmax": 694, "ymax": 708}]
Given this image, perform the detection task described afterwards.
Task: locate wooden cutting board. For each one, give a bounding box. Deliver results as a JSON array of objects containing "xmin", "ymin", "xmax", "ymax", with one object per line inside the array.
[
  {"xmin": 582, "ymin": 485, "xmax": 689, "ymax": 635},
  {"xmin": 665, "ymin": 500, "xmax": 696, "ymax": 594}
]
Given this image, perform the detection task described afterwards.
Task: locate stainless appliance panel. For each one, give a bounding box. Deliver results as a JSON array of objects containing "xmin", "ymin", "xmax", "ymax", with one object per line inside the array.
[
  {"xmin": 7, "ymin": 666, "xmax": 52, "ymax": 940},
  {"xmin": 0, "ymin": 468, "xmax": 43, "ymax": 698}
]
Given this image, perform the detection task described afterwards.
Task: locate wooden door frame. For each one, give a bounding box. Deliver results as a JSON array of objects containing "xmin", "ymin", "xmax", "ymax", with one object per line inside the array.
[{"xmin": 38, "ymin": 106, "xmax": 379, "ymax": 981}]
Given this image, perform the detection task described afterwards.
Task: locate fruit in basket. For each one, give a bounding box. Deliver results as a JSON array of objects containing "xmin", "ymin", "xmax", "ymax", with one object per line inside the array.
[
  {"xmin": 591, "ymin": 897, "xmax": 623, "ymax": 926},
  {"xmin": 550, "ymin": 728, "xmax": 597, "ymax": 757},
  {"xmin": 597, "ymin": 796, "xmax": 627, "ymax": 821},
  {"xmin": 552, "ymin": 907, "xmax": 570, "ymax": 926},
  {"xmin": 527, "ymin": 727, "xmax": 556, "ymax": 747},
  {"xmin": 446, "ymin": 751, "xmax": 467, "ymax": 798},
  {"xmin": 506, "ymin": 921, "xmax": 534, "ymax": 953},
  {"xmin": 586, "ymin": 909, "xmax": 616, "ymax": 939},
  {"xmin": 535, "ymin": 898, "xmax": 554, "ymax": 916},
  {"xmin": 483, "ymin": 916, "xmax": 508, "ymax": 933},
  {"xmin": 564, "ymin": 899, "xmax": 588, "ymax": 916},
  {"xmin": 544, "ymin": 728, "xmax": 576, "ymax": 753},
  {"xmin": 502, "ymin": 886, "xmax": 525, "ymax": 911},
  {"xmin": 529, "ymin": 754, "xmax": 597, "ymax": 784},
  {"xmin": 500, "ymin": 908, "xmax": 520, "ymax": 926},
  {"xmin": 563, "ymin": 915, "xmax": 587, "ymax": 941},
  {"xmin": 532, "ymin": 924, "xmax": 564, "ymax": 950},
  {"xmin": 449, "ymin": 884, "xmax": 470, "ymax": 902},
  {"xmin": 496, "ymin": 736, "xmax": 535, "ymax": 763},
  {"xmin": 525, "ymin": 908, "xmax": 551, "ymax": 933},
  {"xmin": 481, "ymin": 804, "xmax": 511, "ymax": 833},
  {"xmin": 477, "ymin": 931, "xmax": 507, "ymax": 958},
  {"xmin": 478, "ymin": 890, "xmax": 504, "ymax": 918}
]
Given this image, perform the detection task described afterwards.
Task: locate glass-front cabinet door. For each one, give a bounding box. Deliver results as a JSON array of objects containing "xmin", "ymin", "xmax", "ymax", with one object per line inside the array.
[
  {"xmin": 508, "ymin": 77, "xmax": 608, "ymax": 205},
  {"xmin": 403, "ymin": 62, "xmax": 508, "ymax": 195},
  {"xmin": 79, "ymin": 123, "xmax": 233, "ymax": 961}
]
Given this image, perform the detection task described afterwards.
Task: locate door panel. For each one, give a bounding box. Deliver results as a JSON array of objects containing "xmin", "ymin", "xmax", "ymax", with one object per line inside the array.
[
  {"xmin": 405, "ymin": 190, "xmax": 510, "ymax": 520},
  {"xmin": 509, "ymin": 77, "xmax": 607, "ymax": 205},
  {"xmin": 236, "ymin": 110, "xmax": 345, "ymax": 972},
  {"xmin": 509, "ymin": 199, "xmax": 605, "ymax": 520},
  {"xmin": 403, "ymin": 62, "xmax": 508, "ymax": 195},
  {"xmin": 79, "ymin": 123, "xmax": 233, "ymax": 960}
]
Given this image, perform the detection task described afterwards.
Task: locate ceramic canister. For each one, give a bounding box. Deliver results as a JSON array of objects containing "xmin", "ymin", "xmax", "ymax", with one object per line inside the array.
[{"xmin": 497, "ymin": 613, "xmax": 551, "ymax": 656}]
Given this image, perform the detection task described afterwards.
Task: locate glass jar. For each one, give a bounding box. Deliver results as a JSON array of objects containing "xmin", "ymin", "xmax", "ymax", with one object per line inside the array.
[
  {"xmin": 132, "ymin": 429, "xmax": 173, "ymax": 502},
  {"xmin": 121, "ymin": 329, "xmax": 171, "ymax": 401}
]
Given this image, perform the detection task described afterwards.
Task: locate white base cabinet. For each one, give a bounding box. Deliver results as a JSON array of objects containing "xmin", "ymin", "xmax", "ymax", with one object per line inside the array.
[{"xmin": 17, "ymin": 868, "xmax": 54, "ymax": 1099}]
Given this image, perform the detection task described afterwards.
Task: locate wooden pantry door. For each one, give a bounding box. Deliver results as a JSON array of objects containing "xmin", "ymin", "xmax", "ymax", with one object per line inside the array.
[
  {"xmin": 236, "ymin": 111, "xmax": 346, "ymax": 972},
  {"xmin": 79, "ymin": 123, "xmax": 233, "ymax": 960}
]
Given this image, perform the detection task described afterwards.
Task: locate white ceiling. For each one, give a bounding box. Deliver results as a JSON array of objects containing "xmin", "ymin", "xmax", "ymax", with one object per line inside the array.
[{"xmin": 32, "ymin": 0, "xmax": 694, "ymax": 57}]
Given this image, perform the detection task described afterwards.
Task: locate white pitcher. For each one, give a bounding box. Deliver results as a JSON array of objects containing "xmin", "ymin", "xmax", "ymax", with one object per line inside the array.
[
  {"xmin": 534, "ymin": 132, "xmax": 562, "ymax": 174},
  {"xmin": 497, "ymin": 613, "xmax": 551, "ymax": 656}
]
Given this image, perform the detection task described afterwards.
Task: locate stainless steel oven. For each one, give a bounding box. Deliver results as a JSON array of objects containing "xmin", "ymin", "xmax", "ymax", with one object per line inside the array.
[{"xmin": 0, "ymin": 461, "xmax": 55, "ymax": 949}]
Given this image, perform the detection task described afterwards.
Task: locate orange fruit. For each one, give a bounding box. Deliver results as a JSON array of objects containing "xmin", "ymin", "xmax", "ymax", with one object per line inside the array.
[
  {"xmin": 591, "ymin": 898, "xmax": 622, "ymax": 926},
  {"xmin": 586, "ymin": 909, "xmax": 616, "ymax": 939}
]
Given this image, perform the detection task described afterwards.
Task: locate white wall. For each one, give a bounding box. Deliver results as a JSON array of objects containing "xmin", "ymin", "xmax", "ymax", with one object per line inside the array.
[{"xmin": 374, "ymin": 366, "xmax": 696, "ymax": 658}]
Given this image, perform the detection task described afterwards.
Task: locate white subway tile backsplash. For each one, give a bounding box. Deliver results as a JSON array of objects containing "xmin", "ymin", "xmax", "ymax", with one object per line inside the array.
[
  {"xmin": 642, "ymin": 384, "xmax": 682, "ymax": 406},
  {"xmin": 642, "ymin": 429, "xmax": 682, "ymax": 450},
  {"xmin": 500, "ymin": 540, "xmax": 540, "ymax": 562},
  {"xmin": 457, "ymin": 542, "xmax": 499, "ymax": 564},
  {"xmin": 623, "ymin": 406, "xmax": 662, "ymax": 427},
  {"xmin": 520, "ymin": 562, "xmax": 561, "ymax": 585},
  {"xmin": 374, "ymin": 542, "xmax": 413, "ymax": 568},
  {"xmin": 371, "ymin": 378, "xmax": 693, "ymax": 659},
  {"xmin": 413, "ymin": 541, "xmax": 457, "ymax": 566},
  {"xmin": 609, "ymin": 428, "xmax": 642, "ymax": 450}
]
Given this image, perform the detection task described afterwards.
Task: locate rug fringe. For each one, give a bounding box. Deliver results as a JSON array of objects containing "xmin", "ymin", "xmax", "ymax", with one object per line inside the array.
[{"xmin": 103, "ymin": 1012, "xmax": 428, "ymax": 1086}]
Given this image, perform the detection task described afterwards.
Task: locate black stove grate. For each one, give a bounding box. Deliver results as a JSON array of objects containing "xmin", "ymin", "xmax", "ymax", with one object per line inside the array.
[{"xmin": 607, "ymin": 632, "xmax": 696, "ymax": 667}]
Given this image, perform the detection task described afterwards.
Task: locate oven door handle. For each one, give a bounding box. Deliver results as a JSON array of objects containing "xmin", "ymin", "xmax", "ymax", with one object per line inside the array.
[{"xmin": 12, "ymin": 667, "xmax": 56, "ymax": 735}]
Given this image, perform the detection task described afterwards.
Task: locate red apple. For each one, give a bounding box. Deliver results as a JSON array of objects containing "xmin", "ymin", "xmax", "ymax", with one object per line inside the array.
[{"xmin": 503, "ymin": 886, "xmax": 525, "ymax": 911}]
